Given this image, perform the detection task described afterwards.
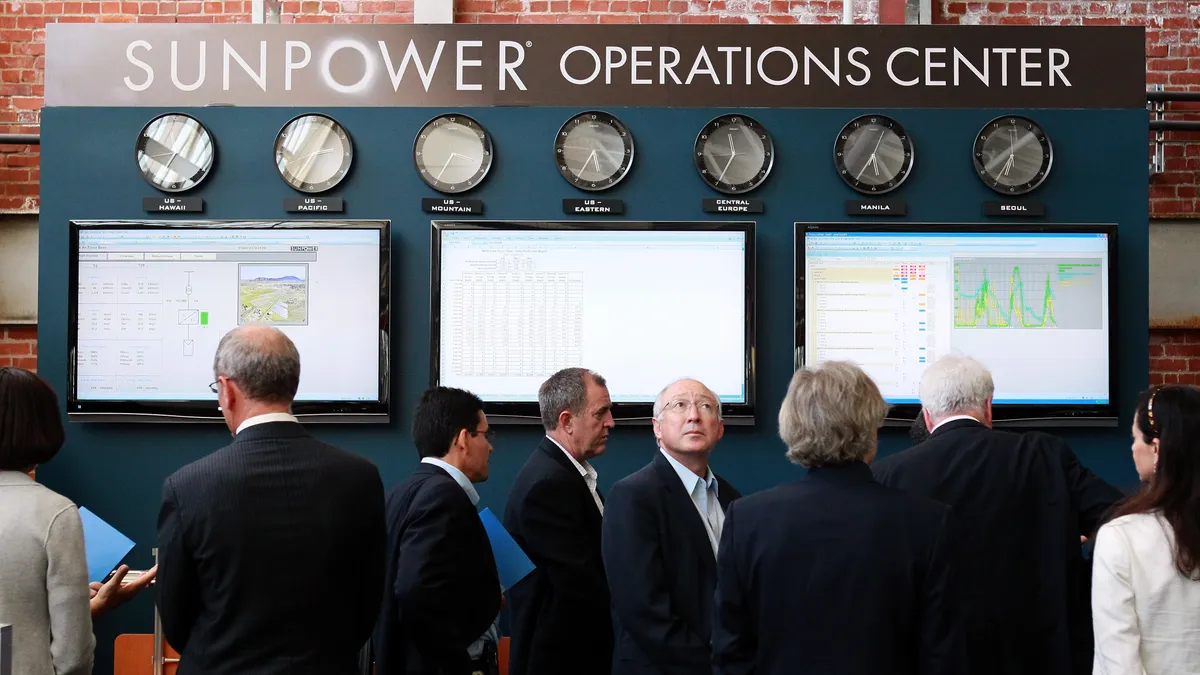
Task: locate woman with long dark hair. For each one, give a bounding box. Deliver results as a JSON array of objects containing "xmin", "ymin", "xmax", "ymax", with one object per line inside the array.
[{"xmin": 1091, "ymin": 385, "xmax": 1200, "ymax": 674}]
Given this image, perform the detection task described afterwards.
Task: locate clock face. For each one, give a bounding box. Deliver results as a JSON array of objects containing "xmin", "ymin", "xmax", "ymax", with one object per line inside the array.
[
  {"xmin": 695, "ymin": 114, "xmax": 774, "ymax": 195},
  {"xmin": 834, "ymin": 115, "xmax": 914, "ymax": 195},
  {"xmin": 274, "ymin": 113, "xmax": 354, "ymax": 194},
  {"xmin": 414, "ymin": 114, "xmax": 493, "ymax": 194},
  {"xmin": 135, "ymin": 113, "xmax": 215, "ymax": 193},
  {"xmin": 554, "ymin": 111, "xmax": 634, "ymax": 191},
  {"xmin": 974, "ymin": 115, "xmax": 1053, "ymax": 195}
]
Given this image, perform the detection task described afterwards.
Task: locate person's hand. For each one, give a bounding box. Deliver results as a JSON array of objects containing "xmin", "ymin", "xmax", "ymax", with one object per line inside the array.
[{"xmin": 90, "ymin": 564, "xmax": 157, "ymax": 618}]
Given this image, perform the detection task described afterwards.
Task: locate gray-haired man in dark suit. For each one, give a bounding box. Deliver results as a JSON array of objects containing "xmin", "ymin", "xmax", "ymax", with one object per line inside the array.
[{"xmin": 156, "ymin": 325, "xmax": 386, "ymax": 675}]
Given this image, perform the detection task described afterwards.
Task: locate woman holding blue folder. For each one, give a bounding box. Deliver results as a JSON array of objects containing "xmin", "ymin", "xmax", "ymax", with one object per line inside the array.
[{"xmin": 0, "ymin": 367, "xmax": 154, "ymax": 675}]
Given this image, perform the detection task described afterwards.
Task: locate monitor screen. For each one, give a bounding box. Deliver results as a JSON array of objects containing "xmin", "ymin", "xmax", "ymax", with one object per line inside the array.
[
  {"xmin": 431, "ymin": 221, "xmax": 755, "ymax": 422},
  {"xmin": 797, "ymin": 223, "xmax": 1116, "ymax": 421},
  {"xmin": 68, "ymin": 220, "xmax": 390, "ymax": 422}
]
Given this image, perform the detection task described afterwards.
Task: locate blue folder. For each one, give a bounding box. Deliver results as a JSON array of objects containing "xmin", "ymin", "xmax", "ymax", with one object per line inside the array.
[
  {"xmin": 478, "ymin": 507, "xmax": 535, "ymax": 591},
  {"xmin": 77, "ymin": 506, "xmax": 136, "ymax": 584}
]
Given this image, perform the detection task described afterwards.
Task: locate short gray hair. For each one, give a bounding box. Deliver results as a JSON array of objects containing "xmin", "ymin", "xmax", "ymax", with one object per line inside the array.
[
  {"xmin": 539, "ymin": 367, "xmax": 606, "ymax": 431},
  {"xmin": 778, "ymin": 361, "xmax": 888, "ymax": 468},
  {"xmin": 653, "ymin": 377, "xmax": 723, "ymax": 420},
  {"xmin": 213, "ymin": 325, "xmax": 301, "ymax": 404},
  {"xmin": 919, "ymin": 354, "xmax": 994, "ymax": 418}
]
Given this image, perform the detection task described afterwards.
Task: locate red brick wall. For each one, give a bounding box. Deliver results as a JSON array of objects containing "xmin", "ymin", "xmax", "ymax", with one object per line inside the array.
[
  {"xmin": 2, "ymin": 1, "xmax": 1198, "ymax": 371},
  {"xmin": 0, "ymin": 325, "xmax": 37, "ymax": 370},
  {"xmin": 1149, "ymin": 329, "xmax": 1200, "ymax": 386}
]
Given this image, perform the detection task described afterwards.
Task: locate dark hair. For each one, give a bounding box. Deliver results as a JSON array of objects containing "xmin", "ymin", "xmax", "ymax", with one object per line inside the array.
[
  {"xmin": 538, "ymin": 367, "xmax": 606, "ymax": 431},
  {"xmin": 909, "ymin": 413, "xmax": 930, "ymax": 445},
  {"xmin": 412, "ymin": 386, "xmax": 485, "ymax": 459},
  {"xmin": 213, "ymin": 326, "xmax": 301, "ymax": 404},
  {"xmin": 0, "ymin": 367, "xmax": 66, "ymax": 470},
  {"xmin": 1112, "ymin": 385, "xmax": 1200, "ymax": 578}
]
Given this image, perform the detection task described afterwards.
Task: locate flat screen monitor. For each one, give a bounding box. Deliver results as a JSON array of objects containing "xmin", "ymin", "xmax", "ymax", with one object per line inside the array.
[
  {"xmin": 431, "ymin": 221, "xmax": 756, "ymax": 423},
  {"xmin": 797, "ymin": 223, "xmax": 1117, "ymax": 425},
  {"xmin": 67, "ymin": 220, "xmax": 391, "ymax": 422}
]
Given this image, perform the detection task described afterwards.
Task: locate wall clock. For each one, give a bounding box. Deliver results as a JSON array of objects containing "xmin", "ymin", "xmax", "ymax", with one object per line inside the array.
[
  {"xmin": 414, "ymin": 113, "xmax": 493, "ymax": 194},
  {"xmin": 833, "ymin": 114, "xmax": 914, "ymax": 195},
  {"xmin": 135, "ymin": 112, "xmax": 215, "ymax": 193},
  {"xmin": 274, "ymin": 113, "xmax": 354, "ymax": 194},
  {"xmin": 695, "ymin": 114, "xmax": 774, "ymax": 195},
  {"xmin": 554, "ymin": 111, "xmax": 634, "ymax": 191},
  {"xmin": 973, "ymin": 115, "xmax": 1053, "ymax": 195}
]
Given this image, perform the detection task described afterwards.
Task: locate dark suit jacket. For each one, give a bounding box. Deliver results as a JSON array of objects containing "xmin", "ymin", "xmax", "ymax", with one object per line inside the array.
[
  {"xmin": 602, "ymin": 451, "xmax": 741, "ymax": 675},
  {"xmin": 712, "ymin": 461, "xmax": 964, "ymax": 675},
  {"xmin": 156, "ymin": 421, "xmax": 386, "ymax": 675},
  {"xmin": 373, "ymin": 462, "xmax": 501, "ymax": 675},
  {"xmin": 502, "ymin": 437, "xmax": 612, "ymax": 675},
  {"xmin": 871, "ymin": 418, "xmax": 1125, "ymax": 675}
]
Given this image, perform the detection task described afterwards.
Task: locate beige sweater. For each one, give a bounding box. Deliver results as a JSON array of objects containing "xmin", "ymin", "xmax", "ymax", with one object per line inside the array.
[{"xmin": 0, "ymin": 470, "xmax": 94, "ymax": 675}]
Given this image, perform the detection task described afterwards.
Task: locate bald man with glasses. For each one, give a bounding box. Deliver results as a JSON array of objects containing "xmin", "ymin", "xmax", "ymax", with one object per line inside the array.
[{"xmin": 601, "ymin": 378, "xmax": 742, "ymax": 675}]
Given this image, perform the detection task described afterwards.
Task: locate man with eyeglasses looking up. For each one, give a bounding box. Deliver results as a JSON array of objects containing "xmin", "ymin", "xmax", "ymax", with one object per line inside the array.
[
  {"xmin": 156, "ymin": 324, "xmax": 386, "ymax": 675},
  {"xmin": 601, "ymin": 378, "xmax": 742, "ymax": 675},
  {"xmin": 373, "ymin": 386, "xmax": 502, "ymax": 675}
]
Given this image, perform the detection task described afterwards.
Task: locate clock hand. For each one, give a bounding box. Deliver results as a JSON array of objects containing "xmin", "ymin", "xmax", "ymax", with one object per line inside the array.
[
  {"xmin": 856, "ymin": 154, "xmax": 877, "ymax": 180},
  {"xmin": 296, "ymin": 148, "xmax": 334, "ymax": 179},
  {"xmin": 1002, "ymin": 154, "xmax": 1014, "ymax": 177},
  {"xmin": 716, "ymin": 153, "xmax": 736, "ymax": 184},
  {"xmin": 870, "ymin": 129, "xmax": 886, "ymax": 155},
  {"xmin": 436, "ymin": 153, "xmax": 455, "ymax": 180},
  {"xmin": 728, "ymin": 133, "xmax": 736, "ymax": 157}
]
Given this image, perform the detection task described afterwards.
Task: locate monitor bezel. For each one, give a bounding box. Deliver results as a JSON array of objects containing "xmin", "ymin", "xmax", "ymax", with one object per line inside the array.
[
  {"xmin": 795, "ymin": 221, "xmax": 1119, "ymax": 428},
  {"xmin": 430, "ymin": 219, "xmax": 757, "ymax": 425},
  {"xmin": 66, "ymin": 219, "xmax": 392, "ymax": 424}
]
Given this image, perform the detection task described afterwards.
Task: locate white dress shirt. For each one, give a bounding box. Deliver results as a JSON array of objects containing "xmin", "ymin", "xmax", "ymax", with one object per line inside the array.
[
  {"xmin": 659, "ymin": 448, "xmax": 725, "ymax": 554},
  {"xmin": 929, "ymin": 414, "xmax": 982, "ymax": 433},
  {"xmin": 1092, "ymin": 512, "xmax": 1200, "ymax": 675},
  {"xmin": 420, "ymin": 457, "xmax": 480, "ymax": 506},
  {"xmin": 544, "ymin": 435, "xmax": 603, "ymax": 515},
  {"xmin": 235, "ymin": 411, "xmax": 299, "ymax": 434}
]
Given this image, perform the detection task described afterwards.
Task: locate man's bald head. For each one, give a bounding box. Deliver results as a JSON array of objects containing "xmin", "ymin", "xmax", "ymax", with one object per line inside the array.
[
  {"xmin": 653, "ymin": 378, "xmax": 723, "ymax": 421},
  {"xmin": 213, "ymin": 325, "xmax": 301, "ymax": 404}
]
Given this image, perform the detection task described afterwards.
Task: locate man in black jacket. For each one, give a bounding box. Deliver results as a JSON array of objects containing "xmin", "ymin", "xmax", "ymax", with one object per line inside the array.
[
  {"xmin": 872, "ymin": 354, "xmax": 1125, "ymax": 675},
  {"xmin": 602, "ymin": 378, "xmax": 741, "ymax": 675},
  {"xmin": 374, "ymin": 386, "xmax": 501, "ymax": 675},
  {"xmin": 157, "ymin": 325, "xmax": 386, "ymax": 675},
  {"xmin": 503, "ymin": 367, "xmax": 615, "ymax": 675}
]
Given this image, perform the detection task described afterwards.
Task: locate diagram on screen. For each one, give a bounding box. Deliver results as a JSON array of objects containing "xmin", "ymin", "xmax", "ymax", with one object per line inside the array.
[
  {"xmin": 953, "ymin": 258, "xmax": 1102, "ymax": 330},
  {"xmin": 175, "ymin": 271, "xmax": 211, "ymax": 356},
  {"xmin": 238, "ymin": 264, "xmax": 309, "ymax": 326}
]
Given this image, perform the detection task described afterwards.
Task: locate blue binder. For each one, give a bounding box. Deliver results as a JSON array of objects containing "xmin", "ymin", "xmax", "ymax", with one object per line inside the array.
[{"xmin": 478, "ymin": 507, "xmax": 535, "ymax": 591}]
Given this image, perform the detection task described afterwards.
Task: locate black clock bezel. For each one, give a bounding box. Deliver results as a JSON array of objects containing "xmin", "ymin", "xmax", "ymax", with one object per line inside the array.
[
  {"xmin": 134, "ymin": 112, "xmax": 216, "ymax": 194},
  {"xmin": 274, "ymin": 113, "xmax": 355, "ymax": 195},
  {"xmin": 553, "ymin": 110, "xmax": 635, "ymax": 192},
  {"xmin": 694, "ymin": 114, "xmax": 775, "ymax": 195},
  {"xmin": 973, "ymin": 114, "xmax": 1054, "ymax": 196},
  {"xmin": 833, "ymin": 114, "xmax": 915, "ymax": 196},
  {"xmin": 413, "ymin": 113, "xmax": 494, "ymax": 195}
]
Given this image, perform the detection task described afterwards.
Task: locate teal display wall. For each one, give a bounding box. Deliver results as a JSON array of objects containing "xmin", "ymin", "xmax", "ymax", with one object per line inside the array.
[{"xmin": 38, "ymin": 105, "xmax": 1148, "ymax": 673}]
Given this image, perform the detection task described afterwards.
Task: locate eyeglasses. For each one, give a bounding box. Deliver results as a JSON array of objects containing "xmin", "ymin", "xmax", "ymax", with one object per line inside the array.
[
  {"xmin": 660, "ymin": 398, "xmax": 720, "ymax": 418},
  {"xmin": 209, "ymin": 381, "xmax": 219, "ymax": 394},
  {"xmin": 470, "ymin": 428, "xmax": 496, "ymax": 441}
]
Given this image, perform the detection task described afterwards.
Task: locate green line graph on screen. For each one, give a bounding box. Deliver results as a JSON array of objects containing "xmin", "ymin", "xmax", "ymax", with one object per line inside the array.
[{"xmin": 953, "ymin": 258, "xmax": 1104, "ymax": 330}]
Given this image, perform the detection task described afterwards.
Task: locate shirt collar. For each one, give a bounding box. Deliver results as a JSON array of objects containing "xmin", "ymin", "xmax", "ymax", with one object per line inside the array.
[
  {"xmin": 930, "ymin": 413, "xmax": 982, "ymax": 433},
  {"xmin": 420, "ymin": 457, "xmax": 480, "ymax": 506},
  {"xmin": 236, "ymin": 412, "xmax": 299, "ymax": 435},
  {"xmin": 658, "ymin": 446, "xmax": 717, "ymax": 497},
  {"xmin": 544, "ymin": 435, "xmax": 597, "ymax": 483}
]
